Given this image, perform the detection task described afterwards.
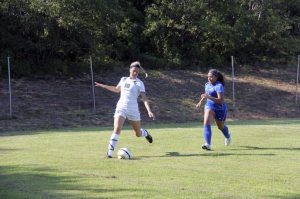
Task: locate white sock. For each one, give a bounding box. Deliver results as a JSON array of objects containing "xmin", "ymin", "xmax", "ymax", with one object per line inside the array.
[
  {"xmin": 140, "ymin": 128, "xmax": 148, "ymax": 137},
  {"xmin": 107, "ymin": 133, "xmax": 119, "ymax": 156}
]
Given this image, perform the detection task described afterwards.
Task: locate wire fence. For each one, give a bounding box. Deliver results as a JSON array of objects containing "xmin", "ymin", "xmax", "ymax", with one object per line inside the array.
[{"xmin": 1, "ymin": 56, "xmax": 299, "ymax": 132}]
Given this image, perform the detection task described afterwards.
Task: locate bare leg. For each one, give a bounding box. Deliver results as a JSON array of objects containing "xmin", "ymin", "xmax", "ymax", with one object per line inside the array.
[
  {"xmin": 215, "ymin": 120, "xmax": 225, "ymax": 130},
  {"xmin": 203, "ymin": 109, "xmax": 215, "ymax": 126},
  {"xmin": 128, "ymin": 120, "xmax": 153, "ymax": 143},
  {"xmin": 128, "ymin": 120, "xmax": 142, "ymax": 137},
  {"xmin": 114, "ymin": 115, "xmax": 126, "ymax": 135}
]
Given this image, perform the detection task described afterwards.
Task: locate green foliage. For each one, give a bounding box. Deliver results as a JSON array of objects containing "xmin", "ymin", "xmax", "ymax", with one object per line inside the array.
[
  {"xmin": 0, "ymin": 0, "xmax": 300, "ymax": 76},
  {"xmin": 139, "ymin": 53, "xmax": 175, "ymax": 69}
]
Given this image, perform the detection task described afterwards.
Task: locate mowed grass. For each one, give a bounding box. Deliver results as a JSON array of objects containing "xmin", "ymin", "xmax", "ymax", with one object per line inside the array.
[{"xmin": 0, "ymin": 119, "xmax": 299, "ymax": 199}]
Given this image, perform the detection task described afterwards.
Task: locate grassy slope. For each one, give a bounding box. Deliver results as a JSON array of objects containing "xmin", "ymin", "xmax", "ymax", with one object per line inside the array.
[
  {"xmin": 0, "ymin": 66, "xmax": 299, "ymax": 132},
  {"xmin": 0, "ymin": 120, "xmax": 299, "ymax": 199}
]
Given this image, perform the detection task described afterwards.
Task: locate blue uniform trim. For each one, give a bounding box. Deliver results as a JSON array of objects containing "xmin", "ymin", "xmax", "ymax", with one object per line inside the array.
[{"xmin": 203, "ymin": 125, "xmax": 212, "ymax": 145}]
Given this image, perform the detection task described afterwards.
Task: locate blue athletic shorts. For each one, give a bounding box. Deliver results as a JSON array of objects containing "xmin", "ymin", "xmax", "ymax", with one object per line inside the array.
[{"xmin": 205, "ymin": 104, "xmax": 227, "ymax": 121}]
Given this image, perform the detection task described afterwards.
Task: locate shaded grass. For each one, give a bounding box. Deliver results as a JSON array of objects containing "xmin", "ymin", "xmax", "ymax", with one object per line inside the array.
[{"xmin": 0, "ymin": 119, "xmax": 299, "ymax": 199}]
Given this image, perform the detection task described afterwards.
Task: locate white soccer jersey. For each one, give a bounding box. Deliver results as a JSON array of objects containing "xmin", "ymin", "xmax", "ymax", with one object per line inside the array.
[{"xmin": 116, "ymin": 77, "xmax": 145, "ymax": 110}]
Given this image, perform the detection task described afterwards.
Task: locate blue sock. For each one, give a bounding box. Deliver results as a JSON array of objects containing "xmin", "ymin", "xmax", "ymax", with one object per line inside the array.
[
  {"xmin": 203, "ymin": 125, "xmax": 212, "ymax": 145},
  {"xmin": 221, "ymin": 125, "xmax": 230, "ymax": 139}
]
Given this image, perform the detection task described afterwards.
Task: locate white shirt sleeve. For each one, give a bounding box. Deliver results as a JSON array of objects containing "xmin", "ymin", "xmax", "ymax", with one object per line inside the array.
[
  {"xmin": 138, "ymin": 80, "xmax": 145, "ymax": 93},
  {"xmin": 117, "ymin": 77, "xmax": 127, "ymax": 87}
]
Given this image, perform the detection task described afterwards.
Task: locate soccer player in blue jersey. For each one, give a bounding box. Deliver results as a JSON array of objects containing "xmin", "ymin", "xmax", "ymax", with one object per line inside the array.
[{"xmin": 196, "ymin": 69, "xmax": 231, "ymax": 150}]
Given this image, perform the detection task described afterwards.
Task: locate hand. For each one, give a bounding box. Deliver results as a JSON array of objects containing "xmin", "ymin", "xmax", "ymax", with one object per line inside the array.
[
  {"xmin": 196, "ymin": 97, "xmax": 205, "ymax": 109},
  {"xmin": 201, "ymin": 93, "xmax": 208, "ymax": 99},
  {"xmin": 94, "ymin": 82, "xmax": 104, "ymax": 88},
  {"xmin": 148, "ymin": 111, "xmax": 155, "ymax": 120}
]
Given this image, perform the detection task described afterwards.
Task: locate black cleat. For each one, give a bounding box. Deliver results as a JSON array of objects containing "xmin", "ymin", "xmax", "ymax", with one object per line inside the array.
[
  {"xmin": 201, "ymin": 143, "xmax": 211, "ymax": 151},
  {"xmin": 145, "ymin": 130, "xmax": 153, "ymax": 143},
  {"xmin": 106, "ymin": 152, "xmax": 112, "ymax": 158}
]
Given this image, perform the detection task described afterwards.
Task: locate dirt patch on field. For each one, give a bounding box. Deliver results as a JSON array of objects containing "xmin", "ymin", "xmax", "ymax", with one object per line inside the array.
[{"xmin": 0, "ymin": 66, "xmax": 299, "ymax": 132}]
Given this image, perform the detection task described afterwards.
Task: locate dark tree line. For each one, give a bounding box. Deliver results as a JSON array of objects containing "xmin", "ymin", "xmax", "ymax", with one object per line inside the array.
[{"xmin": 0, "ymin": 0, "xmax": 300, "ymax": 76}]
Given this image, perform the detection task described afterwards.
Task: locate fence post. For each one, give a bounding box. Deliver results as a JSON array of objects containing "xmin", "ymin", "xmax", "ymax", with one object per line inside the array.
[
  {"xmin": 231, "ymin": 56, "xmax": 236, "ymax": 116},
  {"xmin": 8, "ymin": 56, "xmax": 12, "ymax": 117},
  {"xmin": 90, "ymin": 56, "xmax": 96, "ymax": 112},
  {"xmin": 296, "ymin": 55, "xmax": 300, "ymax": 105}
]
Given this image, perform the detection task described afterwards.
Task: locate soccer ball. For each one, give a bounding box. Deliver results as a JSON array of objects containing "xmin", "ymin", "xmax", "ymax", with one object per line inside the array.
[{"xmin": 117, "ymin": 147, "xmax": 132, "ymax": 160}]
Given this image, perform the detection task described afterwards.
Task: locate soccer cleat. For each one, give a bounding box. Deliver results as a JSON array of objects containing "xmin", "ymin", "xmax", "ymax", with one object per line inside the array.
[
  {"xmin": 225, "ymin": 137, "xmax": 231, "ymax": 146},
  {"xmin": 201, "ymin": 143, "xmax": 211, "ymax": 151},
  {"xmin": 144, "ymin": 129, "xmax": 153, "ymax": 143},
  {"xmin": 106, "ymin": 152, "xmax": 112, "ymax": 158}
]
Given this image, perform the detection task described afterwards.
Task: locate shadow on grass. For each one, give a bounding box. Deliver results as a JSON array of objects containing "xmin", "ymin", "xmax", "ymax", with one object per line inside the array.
[
  {"xmin": 136, "ymin": 151, "xmax": 276, "ymax": 159},
  {"xmin": 268, "ymin": 194, "xmax": 300, "ymax": 199},
  {"xmin": 0, "ymin": 165, "xmax": 151, "ymax": 199},
  {"xmin": 235, "ymin": 146, "xmax": 300, "ymax": 151},
  {"xmin": 0, "ymin": 147, "xmax": 22, "ymax": 153}
]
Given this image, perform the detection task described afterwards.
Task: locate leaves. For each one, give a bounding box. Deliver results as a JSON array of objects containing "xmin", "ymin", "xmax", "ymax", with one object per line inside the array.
[{"xmin": 0, "ymin": 0, "xmax": 300, "ymax": 76}]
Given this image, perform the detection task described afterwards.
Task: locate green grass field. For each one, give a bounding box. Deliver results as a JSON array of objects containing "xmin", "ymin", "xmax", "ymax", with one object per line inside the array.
[{"xmin": 0, "ymin": 119, "xmax": 299, "ymax": 199}]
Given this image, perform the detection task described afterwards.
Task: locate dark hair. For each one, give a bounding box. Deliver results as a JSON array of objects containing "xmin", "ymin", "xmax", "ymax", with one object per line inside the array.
[
  {"xmin": 130, "ymin": 61, "xmax": 141, "ymax": 69},
  {"xmin": 209, "ymin": 69, "xmax": 225, "ymax": 86}
]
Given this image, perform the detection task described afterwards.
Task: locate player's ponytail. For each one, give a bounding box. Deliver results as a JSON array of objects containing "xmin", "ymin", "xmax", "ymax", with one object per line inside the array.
[{"xmin": 209, "ymin": 69, "xmax": 225, "ymax": 86}]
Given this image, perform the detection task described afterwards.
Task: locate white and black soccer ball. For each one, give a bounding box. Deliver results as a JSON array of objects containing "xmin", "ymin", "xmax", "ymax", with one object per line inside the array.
[{"xmin": 117, "ymin": 147, "xmax": 132, "ymax": 160}]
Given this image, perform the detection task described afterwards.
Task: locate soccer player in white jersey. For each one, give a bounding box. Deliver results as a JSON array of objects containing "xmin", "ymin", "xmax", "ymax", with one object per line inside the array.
[
  {"xmin": 95, "ymin": 61, "xmax": 155, "ymax": 158},
  {"xmin": 196, "ymin": 69, "xmax": 231, "ymax": 150}
]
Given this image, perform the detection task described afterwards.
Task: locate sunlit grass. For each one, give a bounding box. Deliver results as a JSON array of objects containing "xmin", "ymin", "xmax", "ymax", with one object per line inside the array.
[{"xmin": 0, "ymin": 119, "xmax": 299, "ymax": 199}]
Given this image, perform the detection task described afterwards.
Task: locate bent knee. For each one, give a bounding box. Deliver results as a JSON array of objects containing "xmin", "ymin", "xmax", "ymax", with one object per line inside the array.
[
  {"xmin": 217, "ymin": 124, "xmax": 225, "ymax": 130},
  {"xmin": 134, "ymin": 130, "xmax": 142, "ymax": 137}
]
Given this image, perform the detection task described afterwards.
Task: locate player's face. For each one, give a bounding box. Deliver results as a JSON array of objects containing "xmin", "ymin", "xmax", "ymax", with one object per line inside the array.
[
  {"xmin": 130, "ymin": 66, "xmax": 140, "ymax": 78},
  {"xmin": 207, "ymin": 72, "xmax": 217, "ymax": 84}
]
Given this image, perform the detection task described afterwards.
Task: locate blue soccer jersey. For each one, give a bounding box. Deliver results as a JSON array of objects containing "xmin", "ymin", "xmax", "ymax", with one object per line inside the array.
[{"xmin": 204, "ymin": 81, "xmax": 227, "ymax": 121}]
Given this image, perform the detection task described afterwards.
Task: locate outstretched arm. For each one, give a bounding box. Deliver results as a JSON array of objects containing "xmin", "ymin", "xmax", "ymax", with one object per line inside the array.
[
  {"xmin": 140, "ymin": 92, "xmax": 155, "ymax": 120},
  {"xmin": 94, "ymin": 82, "xmax": 120, "ymax": 93}
]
